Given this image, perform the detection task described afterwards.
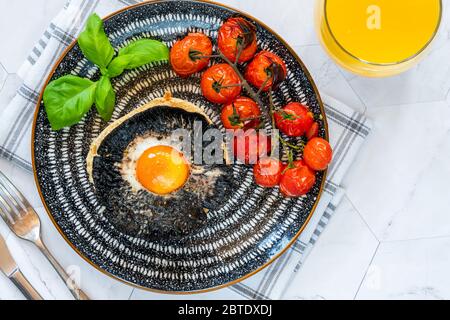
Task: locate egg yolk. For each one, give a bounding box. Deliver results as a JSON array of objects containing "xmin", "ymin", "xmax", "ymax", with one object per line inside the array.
[{"xmin": 136, "ymin": 145, "xmax": 190, "ymax": 195}]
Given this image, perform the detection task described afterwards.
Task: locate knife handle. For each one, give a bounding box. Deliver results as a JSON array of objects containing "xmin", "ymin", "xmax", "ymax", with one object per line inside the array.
[{"xmin": 10, "ymin": 269, "xmax": 43, "ymax": 300}]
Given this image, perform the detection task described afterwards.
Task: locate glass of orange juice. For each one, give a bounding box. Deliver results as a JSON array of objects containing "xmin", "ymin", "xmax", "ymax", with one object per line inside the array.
[{"xmin": 315, "ymin": 0, "xmax": 442, "ymax": 77}]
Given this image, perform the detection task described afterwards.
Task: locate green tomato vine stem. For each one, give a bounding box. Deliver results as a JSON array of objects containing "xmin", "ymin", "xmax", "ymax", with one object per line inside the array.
[{"xmin": 217, "ymin": 49, "xmax": 302, "ymax": 162}]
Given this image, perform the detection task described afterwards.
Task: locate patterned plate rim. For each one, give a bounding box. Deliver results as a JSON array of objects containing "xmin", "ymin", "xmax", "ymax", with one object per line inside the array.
[{"xmin": 30, "ymin": 0, "xmax": 329, "ymax": 294}]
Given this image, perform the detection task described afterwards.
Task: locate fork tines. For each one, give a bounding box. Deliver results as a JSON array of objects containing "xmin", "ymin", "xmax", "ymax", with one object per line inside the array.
[{"xmin": 0, "ymin": 172, "xmax": 29, "ymax": 224}]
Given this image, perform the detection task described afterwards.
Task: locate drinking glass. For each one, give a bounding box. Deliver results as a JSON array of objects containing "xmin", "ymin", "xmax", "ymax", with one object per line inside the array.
[{"xmin": 315, "ymin": 0, "xmax": 442, "ymax": 77}]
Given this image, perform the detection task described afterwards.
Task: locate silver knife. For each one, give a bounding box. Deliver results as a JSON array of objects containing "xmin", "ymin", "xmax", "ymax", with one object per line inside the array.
[{"xmin": 0, "ymin": 234, "xmax": 43, "ymax": 300}]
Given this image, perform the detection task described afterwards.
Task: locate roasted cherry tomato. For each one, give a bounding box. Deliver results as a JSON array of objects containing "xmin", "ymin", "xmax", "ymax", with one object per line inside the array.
[
  {"xmin": 221, "ymin": 97, "xmax": 262, "ymax": 130},
  {"xmin": 233, "ymin": 130, "xmax": 271, "ymax": 164},
  {"xmin": 245, "ymin": 51, "xmax": 287, "ymax": 92},
  {"xmin": 306, "ymin": 122, "xmax": 320, "ymax": 141},
  {"xmin": 253, "ymin": 157, "xmax": 284, "ymax": 188},
  {"xmin": 274, "ymin": 102, "xmax": 314, "ymax": 137},
  {"xmin": 201, "ymin": 64, "xmax": 242, "ymax": 104},
  {"xmin": 303, "ymin": 137, "xmax": 333, "ymax": 171},
  {"xmin": 279, "ymin": 160, "xmax": 316, "ymax": 197},
  {"xmin": 170, "ymin": 33, "xmax": 213, "ymax": 77},
  {"xmin": 218, "ymin": 17, "xmax": 258, "ymax": 63}
]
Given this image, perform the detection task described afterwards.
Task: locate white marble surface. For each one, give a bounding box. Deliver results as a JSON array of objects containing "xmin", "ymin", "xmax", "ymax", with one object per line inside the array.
[{"xmin": 0, "ymin": 0, "xmax": 450, "ymax": 300}]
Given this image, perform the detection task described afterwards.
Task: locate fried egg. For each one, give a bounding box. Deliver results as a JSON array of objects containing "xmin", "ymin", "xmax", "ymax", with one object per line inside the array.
[
  {"xmin": 120, "ymin": 134, "xmax": 189, "ymax": 194},
  {"xmin": 86, "ymin": 93, "xmax": 236, "ymax": 241}
]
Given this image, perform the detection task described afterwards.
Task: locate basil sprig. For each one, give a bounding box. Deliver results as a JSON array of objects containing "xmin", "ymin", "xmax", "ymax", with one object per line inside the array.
[
  {"xmin": 95, "ymin": 76, "xmax": 116, "ymax": 121},
  {"xmin": 107, "ymin": 39, "xmax": 169, "ymax": 77},
  {"xmin": 43, "ymin": 76, "xmax": 97, "ymax": 130},
  {"xmin": 43, "ymin": 13, "xmax": 169, "ymax": 131},
  {"xmin": 78, "ymin": 14, "xmax": 115, "ymax": 74}
]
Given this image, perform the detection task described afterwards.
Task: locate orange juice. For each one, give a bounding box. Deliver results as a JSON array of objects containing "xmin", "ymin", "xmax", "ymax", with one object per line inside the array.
[{"xmin": 315, "ymin": 0, "xmax": 442, "ymax": 77}]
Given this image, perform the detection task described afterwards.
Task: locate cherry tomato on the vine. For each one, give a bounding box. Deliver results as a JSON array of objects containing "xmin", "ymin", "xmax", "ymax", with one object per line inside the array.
[
  {"xmin": 306, "ymin": 122, "xmax": 320, "ymax": 141},
  {"xmin": 233, "ymin": 129, "xmax": 271, "ymax": 164},
  {"xmin": 221, "ymin": 97, "xmax": 262, "ymax": 130},
  {"xmin": 303, "ymin": 137, "xmax": 333, "ymax": 171},
  {"xmin": 245, "ymin": 51, "xmax": 287, "ymax": 92},
  {"xmin": 170, "ymin": 33, "xmax": 213, "ymax": 77},
  {"xmin": 279, "ymin": 160, "xmax": 316, "ymax": 197},
  {"xmin": 253, "ymin": 157, "xmax": 284, "ymax": 188},
  {"xmin": 201, "ymin": 64, "xmax": 242, "ymax": 104},
  {"xmin": 218, "ymin": 17, "xmax": 258, "ymax": 63},
  {"xmin": 274, "ymin": 102, "xmax": 314, "ymax": 137}
]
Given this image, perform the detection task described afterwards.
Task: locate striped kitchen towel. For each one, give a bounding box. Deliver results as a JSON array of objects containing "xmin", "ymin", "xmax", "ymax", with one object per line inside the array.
[{"xmin": 0, "ymin": 0, "xmax": 372, "ymax": 300}]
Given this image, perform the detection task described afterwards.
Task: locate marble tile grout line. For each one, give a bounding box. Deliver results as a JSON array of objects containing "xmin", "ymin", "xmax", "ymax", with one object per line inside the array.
[
  {"xmin": 381, "ymin": 234, "xmax": 450, "ymax": 245},
  {"xmin": 345, "ymin": 194, "xmax": 380, "ymax": 243},
  {"xmin": 336, "ymin": 67, "xmax": 369, "ymax": 115},
  {"xmin": 127, "ymin": 288, "xmax": 135, "ymax": 300},
  {"xmin": 344, "ymin": 194, "xmax": 382, "ymax": 300},
  {"xmin": 296, "ymin": 43, "xmax": 322, "ymax": 48},
  {"xmin": 0, "ymin": 64, "xmax": 8, "ymax": 92},
  {"xmin": 353, "ymin": 242, "xmax": 380, "ymax": 300},
  {"xmin": 353, "ymin": 96, "xmax": 450, "ymax": 111},
  {"xmin": 346, "ymin": 190, "xmax": 450, "ymax": 244},
  {"xmin": 444, "ymin": 85, "xmax": 450, "ymax": 102}
]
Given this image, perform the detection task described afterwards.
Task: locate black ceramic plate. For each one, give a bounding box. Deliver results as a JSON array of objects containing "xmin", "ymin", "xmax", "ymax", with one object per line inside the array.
[{"xmin": 32, "ymin": 0, "xmax": 328, "ymax": 293}]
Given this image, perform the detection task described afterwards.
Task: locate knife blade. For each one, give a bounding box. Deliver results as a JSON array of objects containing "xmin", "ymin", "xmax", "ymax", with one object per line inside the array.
[
  {"xmin": 0, "ymin": 234, "xmax": 42, "ymax": 300},
  {"xmin": 0, "ymin": 234, "xmax": 18, "ymax": 277}
]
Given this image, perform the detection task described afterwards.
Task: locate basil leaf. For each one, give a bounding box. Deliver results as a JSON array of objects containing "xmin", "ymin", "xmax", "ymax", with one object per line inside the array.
[
  {"xmin": 107, "ymin": 39, "xmax": 169, "ymax": 77},
  {"xmin": 78, "ymin": 13, "xmax": 114, "ymax": 71},
  {"xmin": 95, "ymin": 76, "xmax": 116, "ymax": 121},
  {"xmin": 43, "ymin": 75, "xmax": 97, "ymax": 131}
]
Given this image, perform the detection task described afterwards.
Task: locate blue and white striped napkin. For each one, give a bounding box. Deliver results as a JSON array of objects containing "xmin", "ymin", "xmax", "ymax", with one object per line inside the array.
[{"xmin": 0, "ymin": 0, "xmax": 372, "ymax": 300}]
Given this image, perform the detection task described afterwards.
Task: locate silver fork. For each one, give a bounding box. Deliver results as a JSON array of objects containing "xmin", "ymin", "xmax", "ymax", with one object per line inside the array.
[{"xmin": 0, "ymin": 171, "xmax": 89, "ymax": 300}]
